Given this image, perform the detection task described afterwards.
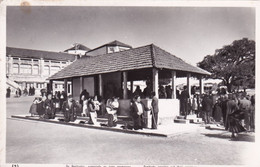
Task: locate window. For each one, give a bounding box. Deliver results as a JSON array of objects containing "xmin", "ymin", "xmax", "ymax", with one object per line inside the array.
[
  {"xmin": 20, "ymin": 64, "xmax": 32, "ymax": 74},
  {"xmin": 43, "ymin": 65, "xmax": 50, "ymax": 76},
  {"xmin": 32, "ymin": 65, "xmax": 39, "ymax": 75},
  {"xmin": 13, "ymin": 63, "xmax": 19, "ymax": 74},
  {"xmin": 50, "ymin": 66, "xmax": 61, "ymax": 75}
]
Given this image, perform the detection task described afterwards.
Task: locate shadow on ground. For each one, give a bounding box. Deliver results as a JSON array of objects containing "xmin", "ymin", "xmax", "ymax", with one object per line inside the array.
[{"xmin": 202, "ymin": 133, "xmax": 255, "ymax": 142}]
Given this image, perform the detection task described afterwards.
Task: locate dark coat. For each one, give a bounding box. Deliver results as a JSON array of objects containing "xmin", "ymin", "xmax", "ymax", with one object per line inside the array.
[
  {"xmin": 202, "ymin": 96, "xmax": 213, "ymax": 112},
  {"xmin": 151, "ymin": 96, "xmax": 159, "ymax": 114},
  {"xmin": 131, "ymin": 101, "xmax": 149, "ymax": 129},
  {"xmin": 62, "ymin": 100, "xmax": 79, "ymax": 122}
]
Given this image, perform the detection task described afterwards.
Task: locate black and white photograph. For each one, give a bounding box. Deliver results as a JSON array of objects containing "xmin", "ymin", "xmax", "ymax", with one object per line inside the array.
[{"xmin": 0, "ymin": 0, "xmax": 259, "ymax": 166}]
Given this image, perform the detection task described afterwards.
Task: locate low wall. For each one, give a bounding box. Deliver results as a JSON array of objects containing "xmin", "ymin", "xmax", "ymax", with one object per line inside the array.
[{"xmin": 118, "ymin": 98, "xmax": 180, "ymax": 125}]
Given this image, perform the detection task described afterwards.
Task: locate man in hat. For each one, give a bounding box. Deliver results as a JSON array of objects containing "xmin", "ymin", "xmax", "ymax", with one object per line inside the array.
[{"xmin": 62, "ymin": 95, "xmax": 79, "ymax": 122}]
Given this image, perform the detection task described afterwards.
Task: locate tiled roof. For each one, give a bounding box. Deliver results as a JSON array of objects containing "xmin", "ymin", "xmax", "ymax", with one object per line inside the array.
[
  {"xmin": 64, "ymin": 44, "xmax": 91, "ymax": 52},
  {"xmin": 48, "ymin": 44, "xmax": 210, "ymax": 80},
  {"xmin": 87, "ymin": 40, "xmax": 132, "ymax": 53},
  {"xmin": 6, "ymin": 47, "xmax": 77, "ymax": 61}
]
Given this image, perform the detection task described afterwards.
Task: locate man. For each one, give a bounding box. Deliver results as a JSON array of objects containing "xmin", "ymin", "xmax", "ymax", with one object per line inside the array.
[
  {"xmin": 43, "ymin": 94, "xmax": 55, "ymax": 119},
  {"xmin": 180, "ymin": 86, "xmax": 190, "ymax": 117},
  {"xmin": 225, "ymin": 94, "xmax": 239, "ymax": 130},
  {"xmin": 6, "ymin": 87, "xmax": 11, "ymax": 98},
  {"xmin": 62, "ymin": 95, "xmax": 79, "ymax": 122},
  {"xmin": 239, "ymin": 95, "xmax": 252, "ymax": 131},
  {"xmin": 201, "ymin": 94, "xmax": 213, "ymax": 124},
  {"xmin": 131, "ymin": 95, "xmax": 149, "ymax": 130},
  {"xmin": 151, "ymin": 92, "xmax": 159, "ymax": 129}
]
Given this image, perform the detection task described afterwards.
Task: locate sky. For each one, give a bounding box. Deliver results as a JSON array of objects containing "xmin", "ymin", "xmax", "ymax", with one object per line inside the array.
[{"xmin": 6, "ymin": 6, "xmax": 255, "ymax": 65}]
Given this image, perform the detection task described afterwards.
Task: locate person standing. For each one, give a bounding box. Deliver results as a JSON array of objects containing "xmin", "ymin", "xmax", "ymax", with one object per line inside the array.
[
  {"xmin": 43, "ymin": 94, "xmax": 55, "ymax": 119},
  {"xmin": 238, "ymin": 95, "xmax": 252, "ymax": 131},
  {"xmin": 201, "ymin": 94, "xmax": 213, "ymax": 124},
  {"xmin": 151, "ymin": 92, "xmax": 159, "ymax": 129},
  {"xmin": 6, "ymin": 87, "xmax": 11, "ymax": 98},
  {"xmin": 87, "ymin": 97, "xmax": 98, "ymax": 125},
  {"xmin": 225, "ymin": 94, "xmax": 239, "ymax": 130},
  {"xmin": 131, "ymin": 95, "xmax": 149, "ymax": 130},
  {"xmin": 62, "ymin": 95, "xmax": 79, "ymax": 122},
  {"xmin": 180, "ymin": 86, "xmax": 190, "ymax": 117}
]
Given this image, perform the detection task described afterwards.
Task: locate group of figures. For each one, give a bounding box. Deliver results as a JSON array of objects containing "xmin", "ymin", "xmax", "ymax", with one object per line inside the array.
[
  {"xmin": 180, "ymin": 86, "xmax": 255, "ymax": 138},
  {"xmin": 6, "ymin": 86, "xmax": 36, "ymax": 98},
  {"xmin": 28, "ymin": 88, "xmax": 160, "ymax": 130}
]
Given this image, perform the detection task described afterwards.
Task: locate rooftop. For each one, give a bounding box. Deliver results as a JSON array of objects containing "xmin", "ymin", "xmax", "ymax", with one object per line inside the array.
[
  {"xmin": 64, "ymin": 44, "xmax": 91, "ymax": 52},
  {"xmin": 7, "ymin": 47, "xmax": 77, "ymax": 61},
  {"xmin": 48, "ymin": 44, "xmax": 210, "ymax": 80}
]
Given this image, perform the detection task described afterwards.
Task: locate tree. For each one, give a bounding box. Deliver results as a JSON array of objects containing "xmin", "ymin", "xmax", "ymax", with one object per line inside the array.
[{"xmin": 197, "ymin": 38, "xmax": 255, "ymax": 92}]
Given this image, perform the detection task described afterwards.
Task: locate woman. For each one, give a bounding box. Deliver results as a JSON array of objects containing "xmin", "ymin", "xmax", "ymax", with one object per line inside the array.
[
  {"xmin": 228, "ymin": 109, "xmax": 246, "ymax": 138},
  {"xmin": 213, "ymin": 99, "xmax": 223, "ymax": 122},
  {"xmin": 191, "ymin": 94, "xmax": 198, "ymax": 115},
  {"xmin": 53, "ymin": 93, "xmax": 61, "ymax": 115},
  {"xmin": 87, "ymin": 97, "xmax": 98, "ymax": 125},
  {"xmin": 106, "ymin": 97, "xmax": 119, "ymax": 127},
  {"xmin": 82, "ymin": 95, "xmax": 88, "ymax": 117},
  {"xmin": 29, "ymin": 98, "xmax": 39, "ymax": 116}
]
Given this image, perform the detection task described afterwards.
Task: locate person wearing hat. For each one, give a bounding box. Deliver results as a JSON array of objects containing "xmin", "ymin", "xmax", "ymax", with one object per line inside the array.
[
  {"xmin": 43, "ymin": 93, "xmax": 55, "ymax": 119},
  {"xmin": 62, "ymin": 95, "xmax": 79, "ymax": 122}
]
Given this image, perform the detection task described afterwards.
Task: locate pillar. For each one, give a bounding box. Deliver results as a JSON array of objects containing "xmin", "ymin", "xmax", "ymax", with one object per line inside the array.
[
  {"xmin": 49, "ymin": 80, "xmax": 53, "ymax": 92},
  {"xmin": 8, "ymin": 56, "xmax": 13, "ymax": 74},
  {"xmin": 199, "ymin": 76, "xmax": 204, "ymax": 95},
  {"xmin": 171, "ymin": 71, "xmax": 176, "ymax": 99},
  {"xmin": 130, "ymin": 81, "xmax": 133, "ymax": 93},
  {"xmin": 123, "ymin": 71, "xmax": 128, "ymax": 99},
  {"xmin": 79, "ymin": 76, "xmax": 83, "ymax": 93},
  {"xmin": 152, "ymin": 68, "xmax": 159, "ymax": 98},
  {"xmin": 98, "ymin": 74, "xmax": 103, "ymax": 97},
  {"xmin": 39, "ymin": 58, "xmax": 44, "ymax": 77},
  {"xmin": 64, "ymin": 78, "xmax": 68, "ymax": 94},
  {"xmin": 187, "ymin": 73, "xmax": 191, "ymax": 96}
]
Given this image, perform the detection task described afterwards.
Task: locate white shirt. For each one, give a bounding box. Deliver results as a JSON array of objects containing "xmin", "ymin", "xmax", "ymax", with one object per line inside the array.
[{"xmin": 135, "ymin": 102, "xmax": 143, "ymax": 115}]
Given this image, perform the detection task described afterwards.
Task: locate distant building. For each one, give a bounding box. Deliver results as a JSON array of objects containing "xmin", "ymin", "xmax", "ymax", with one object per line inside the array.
[
  {"xmin": 63, "ymin": 43, "xmax": 91, "ymax": 57},
  {"xmin": 86, "ymin": 40, "xmax": 132, "ymax": 56},
  {"xmin": 6, "ymin": 47, "xmax": 77, "ymax": 95}
]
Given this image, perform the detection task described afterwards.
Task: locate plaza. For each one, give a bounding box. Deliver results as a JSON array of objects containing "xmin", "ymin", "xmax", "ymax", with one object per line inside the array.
[{"xmin": 6, "ymin": 96, "xmax": 255, "ymax": 165}]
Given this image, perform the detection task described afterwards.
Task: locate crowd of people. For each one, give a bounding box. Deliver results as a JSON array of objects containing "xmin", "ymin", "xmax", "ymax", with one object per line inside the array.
[
  {"xmin": 28, "ymin": 88, "xmax": 160, "ymax": 130},
  {"xmin": 179, "ymin": 87, "xmax": 255, "ymax": 138},
  {"xmin": 6, "ymin": 86, "xmax": 36, "ymax": 98}
]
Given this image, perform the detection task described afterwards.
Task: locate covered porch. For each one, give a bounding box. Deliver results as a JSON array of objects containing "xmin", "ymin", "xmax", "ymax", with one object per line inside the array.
[{"xmin": 48, "ymin": 44, "xmax": 210, "ymax": 125}]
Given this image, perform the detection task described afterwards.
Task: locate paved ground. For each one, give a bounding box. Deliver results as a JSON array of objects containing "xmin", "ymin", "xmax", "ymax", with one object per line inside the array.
[{"xmin": 5, "ymin": 96, "xmax": 257, "ymax": 165}]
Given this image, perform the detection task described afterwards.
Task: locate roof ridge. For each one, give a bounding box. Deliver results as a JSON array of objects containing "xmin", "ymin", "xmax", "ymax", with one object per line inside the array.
[
  {"xmin": 150, "ymin": 44, "xmax": 156, "ymax": 67},
  {"xmin": 7, "ymin": 46, "xmax": 74, "ymax": 56}
]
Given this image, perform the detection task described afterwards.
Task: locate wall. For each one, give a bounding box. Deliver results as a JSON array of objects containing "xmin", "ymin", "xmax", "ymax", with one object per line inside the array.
[
  {"xmin": 72, "ymin": 78, "xmax": 80, "ymax": 101},
  {"xmin": 87, "ymin": 46, "xmax": 107, "ymax": 56},
  {"xmin": 83, "ymin": 77, "xmax": 95, "ymax": 96},
  {"xmin": 102, "ymin": 72, "xmax": 122, "ymax": 99}
]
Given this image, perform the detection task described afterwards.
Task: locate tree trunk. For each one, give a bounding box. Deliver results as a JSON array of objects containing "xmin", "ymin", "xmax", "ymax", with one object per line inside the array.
[{"xmin": 226, "ymin": 82, "xmax": 232, "ymax": 93}]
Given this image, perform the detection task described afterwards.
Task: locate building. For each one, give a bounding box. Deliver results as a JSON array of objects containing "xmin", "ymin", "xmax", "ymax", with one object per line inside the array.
[
  {"xmin": 6, "ymin": 47, "xmax": 78, "ymax": 95},
  {"xmin": 63, "ymin": 43, "xmax": 91, "ymax": 57},
  {"xmin": 48, "ymin": 42, "xmax": 210, "ymax": 123}
]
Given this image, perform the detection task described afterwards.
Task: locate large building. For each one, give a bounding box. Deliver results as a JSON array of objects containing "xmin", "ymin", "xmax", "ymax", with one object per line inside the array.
[{"xmin": 6, "ymin": 47, "xmax": 78, "ymax": 95}]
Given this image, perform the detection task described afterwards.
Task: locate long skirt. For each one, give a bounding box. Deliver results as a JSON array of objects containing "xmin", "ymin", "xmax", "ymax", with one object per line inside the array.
[
  {"xmin": 36, "ymin": 102, "xmax": 45, "ymax": 116},
  {"xmin": 228, "ymin": 110, "xmax": 246, "ymax": 133},
  {"xmin": 133, "ymin": 115, "xmax": 143, "ymax": 130},
  {"xmin": 29, "ymin": 103, "xmax": 38, "ymax": 115}
]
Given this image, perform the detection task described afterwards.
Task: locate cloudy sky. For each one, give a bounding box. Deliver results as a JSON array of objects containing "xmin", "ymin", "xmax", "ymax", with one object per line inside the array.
[{"xmin": 7, "ymin": 6, "xmax": 255, "ymax": 65}]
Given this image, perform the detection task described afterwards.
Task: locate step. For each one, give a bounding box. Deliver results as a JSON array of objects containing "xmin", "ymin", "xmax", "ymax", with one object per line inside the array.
[
  {"xmin": 176, "ymin": 115, "xmax": 185, "ymax": 119},
  {"xmin": 174, "ymin": 119, "xmax": 190, "ymax": 124},
  {"xmin": 186, "ymin": 114, "xmax": 198, "ymax": 119}
]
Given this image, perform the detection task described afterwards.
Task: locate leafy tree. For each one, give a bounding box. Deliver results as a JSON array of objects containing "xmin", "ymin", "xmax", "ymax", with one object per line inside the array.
[{"xmin": 197, "ymin": 38, "xmax": 255, "ymax": 92}]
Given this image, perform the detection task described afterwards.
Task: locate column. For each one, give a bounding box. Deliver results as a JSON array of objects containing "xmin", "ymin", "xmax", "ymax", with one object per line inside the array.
[
  {"xmin": 8, "ymin": 56, "xmax": 13, "ymax": 74},
  {"xmin": 49, "ymin": 80, "xmax": 53, "ymax": 92},
  {"xmin": 98, "ymin": 74, "xmax": 103, "ymax": 97},
  {"xmin": 64, "ymin": 78, "xmax": 68, "ymax": 94},
  {"xmin": 199, "ymin": 76, "xmax": 204, "ymax": 95},
  {"xmin": 79, "ymin": 76, "xmax": 83, "ymax": 93},
  {"xmin": 39, "ymin": 58, "xmax": 44, "ymax": 77},
  {"xmin": 152, "ymin": 68, "xmax": 159, "ymax": 98},
  {"xmin": 123, "ymin": 71, "xmax": 128, "ymax": 99},
  {"xmin": 130, "ymin": 81, "xmax": 133, "ymax": 93},
  {"xmin": 187, "ymin": 73, "xmax": 191, "ymax": 96},
  {"xmin": 171, "ymin": 71, "xmax": 176, "ymax": 99}
]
